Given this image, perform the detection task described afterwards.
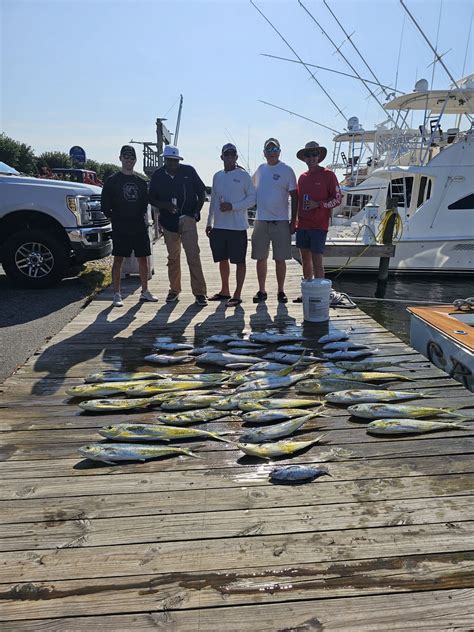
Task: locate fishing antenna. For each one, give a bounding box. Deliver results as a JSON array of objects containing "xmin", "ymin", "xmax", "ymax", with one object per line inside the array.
[
  {"xmin": 461, "ymin": 10, "xmax": 473, "ymax": 77},
  {"xmin": 224, "ymin": 128, "xmax": 252, "ymax": 173},
  {"xmin": 323, "ymin": 0, "xmax": 392, "ymax": 99},
  {"xmin": 259, "ymin": 100, "xmax": 341, "ymax": 134},
  {"xmin": 297, "ymin": 0, "xmax": 399, "ymax": 127},
  {"xmin": 250, "ymin": 0, "xmax": 346, "ymax": 119},
  {"xmin": 261, "ymin": 53, "xmax": 404, "ymax": 94}
]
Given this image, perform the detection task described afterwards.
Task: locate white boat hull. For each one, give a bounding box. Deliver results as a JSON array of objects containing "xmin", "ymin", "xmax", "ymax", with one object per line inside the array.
[{"xmin": 324, "ymin": 238, "xmax": 474, "ymax": 274}]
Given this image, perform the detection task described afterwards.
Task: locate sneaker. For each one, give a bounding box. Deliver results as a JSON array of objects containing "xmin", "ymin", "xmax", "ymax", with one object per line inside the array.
[
  {"xmin": 195, "ymin": 294, "xmax": 208, "ymax": 306},
  {"xmin": 166, "ymin": 291, "xmax": 179, "ymax": 303},
  {"xmin": 112, "ymin": 293, "xmax": 123, "ymax": 307},
  {"xmin": 140, "ymin": 290, "xmax": 158, "ymax": 302}
]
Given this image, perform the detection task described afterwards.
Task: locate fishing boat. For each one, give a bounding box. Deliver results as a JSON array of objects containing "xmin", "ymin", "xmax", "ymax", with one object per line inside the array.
[
  {"xmin": 324, "ymin": 76, "xmax": 474, "ymax": 275},
  {"xmin": 407, "ymin": 299, "xmax": 474, "ymax": 392}
]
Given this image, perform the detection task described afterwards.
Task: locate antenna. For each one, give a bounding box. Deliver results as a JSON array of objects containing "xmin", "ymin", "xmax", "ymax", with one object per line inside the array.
[
  {"xmin": 174, "ymin": 95, "xmax": 183, "ymax": 146},
  {"xmin": 297, "ymin": 0, "xmax": 399, "ymax": 127},
  {"xmin": 250, "ymin": 0, "xmax": 346, "ymax": 119}
]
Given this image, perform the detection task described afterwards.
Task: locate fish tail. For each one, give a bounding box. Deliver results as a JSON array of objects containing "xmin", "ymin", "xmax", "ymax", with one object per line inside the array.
[
  {"xmin": 210, "ymin": 433, "xmax": 233, "ymax": 443},
  {"xmin": 182, "ymin": 449, "xmax": 202, "ymax": 458}
]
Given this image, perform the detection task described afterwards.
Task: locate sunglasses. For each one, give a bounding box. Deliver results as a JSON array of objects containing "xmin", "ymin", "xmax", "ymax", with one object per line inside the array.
[
  {"xmin": 304, "ymin": 152, "xmax": 320, "ymax": 158},
  {"xmin": 265, "ymin": 147, "xmax": 280, "ymax": 153},
  {"xmin": 121, "ymin": 154, "xmax": 136, "ymax": 159},
  {"xmin": 223, "ymin": 151, "xmax": 237, "ymax": 156}
]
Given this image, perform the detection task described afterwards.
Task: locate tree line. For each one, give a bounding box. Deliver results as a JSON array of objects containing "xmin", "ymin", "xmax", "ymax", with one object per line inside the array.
[{"xmin": 0, "ymin": 133, "xmax": 121, "ymax": 181}]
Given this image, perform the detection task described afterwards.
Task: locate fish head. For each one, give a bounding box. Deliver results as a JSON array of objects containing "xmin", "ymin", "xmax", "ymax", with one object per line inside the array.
[{"xmin": 78, "ymin": 444, "xmax": 104, "ymax": 460}]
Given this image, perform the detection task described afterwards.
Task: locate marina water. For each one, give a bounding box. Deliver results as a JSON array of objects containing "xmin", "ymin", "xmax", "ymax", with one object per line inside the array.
[{"xmin": 331, "ymin": 275, "xmax": 473, "ymax": 344}]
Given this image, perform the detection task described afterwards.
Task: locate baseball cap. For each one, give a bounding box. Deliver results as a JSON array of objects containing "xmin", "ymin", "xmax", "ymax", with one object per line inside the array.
[
  {"xmin": 264, "ymin": 138, "xmax": 280, "ymax": 150},
  {"xmin": 221, "ymin": 143, "xmax": 237, "ymax": 154},
  {"xmin": 120, "ymin": 145, "xmax": 136, "ymax": 158}
]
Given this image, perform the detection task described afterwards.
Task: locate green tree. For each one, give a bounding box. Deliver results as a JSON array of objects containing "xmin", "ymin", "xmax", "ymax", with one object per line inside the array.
[
  {"xmin": 36, "ymin": 151, "xmax": 72, "ymax": 170},
  {"xmin": 0, "ymin": 133, "xmax": 36, "ymax": 174},
  {"xmin": 84, "ymin": 159, "xmax": 101, "ymax": 173},
  {"xmin": 99, "ymin": 163, "xmax": 120, "ymax": 181}
]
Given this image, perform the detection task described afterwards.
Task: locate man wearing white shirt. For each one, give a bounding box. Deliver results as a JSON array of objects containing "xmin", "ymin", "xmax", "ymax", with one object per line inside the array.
[
  {"xmin": 251, "ymin": 138, "xmax": 298, "ymax": 303},
  {"xmin": 206, "ymin": 143, "xmax": 256, "ymax": 308}
]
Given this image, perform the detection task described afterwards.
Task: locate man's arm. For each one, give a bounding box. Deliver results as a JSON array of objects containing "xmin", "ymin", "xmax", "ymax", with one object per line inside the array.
[
  {"xmin": 100, "ymin": 178, "xmax": 113, "ymax": 219},
  {"xmin": 191, "ymin": 167, "xmax": 206, "ymax": 219},
  {"xmin": 228, "ymin": 173, "xmax": 256, "ymax": 212},
  {"xmin": 206, "ymin": 174, "xmax": 218, "ymax": 236},
  {"xmin": 320, "ymin": 172, "xmax": 342, "ymax": 209},
  {"xmin": 289, "ymin": 189, "xmax": 298, "ymax": 232}
]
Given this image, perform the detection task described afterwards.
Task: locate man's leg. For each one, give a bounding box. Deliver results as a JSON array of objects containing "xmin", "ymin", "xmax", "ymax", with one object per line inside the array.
[
  {"xmin": 180, "ymin": 217, "xmax": 207, "ymax": 296},
  {"xmin": 312, "ymin": 253, "xmax": 325, "ymax": 278},
  {"xmin": 137, "ymin": 257, "xmax": 149, "ymax": 292},
  {"xmin": 233, "ymin": 262, "xmax": 246, "ymax": 300},
  {"xmin": 300, "ymin": 248, "xmax": 314, "ymax": 280},
  {"xmin": 112, "ymin": 256, "xmax": 124, "ymax": 293},
  {"xmin": 275, "ymin": 260, "xmax": 286, "ymax": 293},
  {"xmin": 256, "ymin": 259, "xmax": 267, "ymax": 293},
  {"xmin": 218, "ymin": 260, "xmax": 231, "ymax": 296},
  {"xmin": 163, "ymin": 229, "xmax": 182, "ymax": 294}
]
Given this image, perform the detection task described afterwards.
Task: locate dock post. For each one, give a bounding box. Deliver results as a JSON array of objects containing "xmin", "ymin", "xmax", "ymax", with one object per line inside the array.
[{"xmin": 375, "ymin": 198, "xmax": 398, "ymax": 298}]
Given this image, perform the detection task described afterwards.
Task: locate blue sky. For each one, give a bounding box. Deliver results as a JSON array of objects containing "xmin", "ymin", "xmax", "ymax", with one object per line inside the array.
[{"xmin": 1, "ymin": 0, "xmax": 472, "ymax": 184}]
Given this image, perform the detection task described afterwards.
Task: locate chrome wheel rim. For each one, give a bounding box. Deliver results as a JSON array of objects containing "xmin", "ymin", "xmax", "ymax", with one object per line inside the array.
[{"xmin": 15, "ymin": 242, "xmax": 54, "ymax": 278}]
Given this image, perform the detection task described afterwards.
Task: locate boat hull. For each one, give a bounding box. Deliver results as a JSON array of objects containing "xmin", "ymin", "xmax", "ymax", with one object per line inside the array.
[{"xmin": 408, "ymin": 305, "xmax": 474, "ymax": 392}]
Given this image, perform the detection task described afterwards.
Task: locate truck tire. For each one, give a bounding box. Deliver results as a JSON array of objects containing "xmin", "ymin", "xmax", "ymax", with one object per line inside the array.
[{"xmin": 2, "ymin": 228, "xmax": 68, "ymax": 288}]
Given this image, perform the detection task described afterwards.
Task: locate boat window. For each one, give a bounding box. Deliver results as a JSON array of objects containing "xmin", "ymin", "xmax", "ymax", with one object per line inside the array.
[
  {"xmin": 416, "ymin": 176, "xmax": 432, "ymax": 208},
  {"xmin": 346, "ymin": 193, "xmax": 371, "ymax": 209},
  {"xmin": 388, "ymin": 177, "xmax": 414, "ymax": 208},
  {"xmin": 448, "ymin": 194, "xmax": 474, "ymax": 210}
]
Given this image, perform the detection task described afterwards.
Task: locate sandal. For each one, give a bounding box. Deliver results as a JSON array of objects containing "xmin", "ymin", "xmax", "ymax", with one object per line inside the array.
[
  {"xmin": 277, "ymin": 291, "xmax": 288, "ymax": 303},
  {"xmin": 209, "ymin": 293, "xmax": 231, "ymax": 301},
  {"xmin": 292, "ymin": 296, "xmax": 303, "ymax": 303},
  {"xmin": 226, "ymin": 297, "xmax": 243, "ymax": 308},
  {"xmin": 253, "ymin": 291, "xmax": 267, "ymax": 303}
]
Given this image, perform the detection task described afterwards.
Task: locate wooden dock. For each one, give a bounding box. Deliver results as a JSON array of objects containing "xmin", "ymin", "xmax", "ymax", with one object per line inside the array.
[{"xmin": 1, "ymin": 225, "xmax": 473, "ymax": 631}]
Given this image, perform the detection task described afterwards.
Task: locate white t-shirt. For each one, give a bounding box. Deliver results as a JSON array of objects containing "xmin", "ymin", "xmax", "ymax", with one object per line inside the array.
[
  {"xmin": 207, "ymin": 168, "xmax": 256, "ymax": 230},
  {"xmin": 252, "ymin": 161, "xmax": 297, "ymax": 221}
]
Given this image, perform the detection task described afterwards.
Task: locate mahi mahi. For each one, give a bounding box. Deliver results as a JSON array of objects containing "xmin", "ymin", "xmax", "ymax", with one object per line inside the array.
[
  {"xmin": 239, "ymin": 412, "xmax": 321, "ymax": 443},
  {"xmin": 237, "ymin": 434, "xmax": 327, "ymax": 459},
  {"xmin": 156, "ymin": 409, "xmax": 226, "ymax": 426},
  {"xmin": 144, "ymin": 354, "xmax": 194, "ymax": 365},
  {"xmin": 325, "ymin": 389, "xmax": 433, "ymax": 405},
  {"xmin": 348, "ymin": 403, "xmax": 472, "ymax": 420},
  {"xmin": 98, "ymin": 423, "xmax": 231, "ymax": 442},
  {"xmin": 238, "ymin": 398, "xmax": 322, "ymax": 412},
  {"xmin": 78, "ymin": 443, "xmax": 199, "ymax": 464},
  {"xmin": 366, "ymin": 418, "xmax": 470, "ymax": 435},
  {"xmin": 84, "ymin": 371, "xmax": 166, "ymax": 384}
]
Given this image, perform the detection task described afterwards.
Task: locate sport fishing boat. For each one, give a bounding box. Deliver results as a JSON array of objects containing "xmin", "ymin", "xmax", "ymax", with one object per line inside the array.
[
  {"xmin": 407, "ymin": 299, "xmax": 474, "ymax": 392},
  {"xmin": 324, "ymin": 76, "xmax": 474, "ymax": 275}
]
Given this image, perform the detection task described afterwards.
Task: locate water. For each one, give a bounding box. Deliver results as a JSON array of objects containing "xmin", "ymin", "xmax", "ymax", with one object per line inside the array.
[{"xmin": 330, "ymin": 275, "xmax": 473, "ymax": 344}]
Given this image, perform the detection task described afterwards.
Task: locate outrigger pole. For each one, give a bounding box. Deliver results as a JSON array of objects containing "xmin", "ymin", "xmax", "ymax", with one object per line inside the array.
[
  {"xmin": 258, "ymin": 100, "xmax": 341, "ymax": 134},
  {"xmin": 261, "ymin": 53, "xmax": 404, "ymax": 94},
  {"xmin": 250, "ymin": 0, "xmax": 346, "ymax": 120},
  {"xmin": 297, "ymin": 0, "xmax": 399, "ymax": 127}
]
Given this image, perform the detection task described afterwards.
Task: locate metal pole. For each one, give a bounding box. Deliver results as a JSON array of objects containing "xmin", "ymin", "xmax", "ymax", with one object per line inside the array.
[{"xmin": 375, "ymin": 198, "xmax": 398, "ymax": 297}]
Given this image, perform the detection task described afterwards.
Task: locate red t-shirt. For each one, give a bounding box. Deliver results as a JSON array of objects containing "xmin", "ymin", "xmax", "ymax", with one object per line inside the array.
[{"xmin": 296, "ymin": 168, "xmax": 342, "ymax": 231}]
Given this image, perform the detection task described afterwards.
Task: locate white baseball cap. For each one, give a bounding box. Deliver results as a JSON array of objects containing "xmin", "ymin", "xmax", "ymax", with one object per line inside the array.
[{"xmin": 161, "ymin": 145, "xmax": 183, "ymax": 160}]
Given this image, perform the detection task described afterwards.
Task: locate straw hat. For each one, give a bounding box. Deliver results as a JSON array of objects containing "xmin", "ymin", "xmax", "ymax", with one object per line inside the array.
[{"xmin": 296, "ymin": 141, "xmax": 327, "ymax": 162}]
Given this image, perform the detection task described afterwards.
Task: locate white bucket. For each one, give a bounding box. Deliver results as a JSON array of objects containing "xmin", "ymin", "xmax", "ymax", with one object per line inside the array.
[{"xmin": 301, "ymin": 278, "xmax": 332, "ymax": 322}]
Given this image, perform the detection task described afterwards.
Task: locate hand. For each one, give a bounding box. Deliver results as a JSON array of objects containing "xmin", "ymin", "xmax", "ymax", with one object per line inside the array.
[
  {"xmin": 195, "ymin": 212, "xmax": 201, "ymax": 222},
  {"xmin": 205, "ymin": 226, "xmax": 212, "ymax": 237},
  {"xmin": 305, "ymin": 200, "xmax": 319, "ymax": 210},
  {"xmin": 158, "ymin": 223, "xmax": 164, "ymax": 237},
  {"xmin": 220, "ymin": 201, "xmax": 233, "ymax": 212},
  {"xmin": 289, "ymin": 221, "xmax": 297, "ymax": 234}
]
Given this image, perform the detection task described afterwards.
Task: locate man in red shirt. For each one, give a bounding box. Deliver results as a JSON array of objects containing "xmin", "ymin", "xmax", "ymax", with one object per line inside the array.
[{"xmin": 294, "ymin": 141, "xmax": 341, "ymax": 300}]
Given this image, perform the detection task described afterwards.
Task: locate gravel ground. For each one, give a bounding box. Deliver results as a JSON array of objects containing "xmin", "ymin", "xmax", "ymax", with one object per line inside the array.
[{"xmin": 0, "ymin": 259, "xmax": 112, "ymax": 383}]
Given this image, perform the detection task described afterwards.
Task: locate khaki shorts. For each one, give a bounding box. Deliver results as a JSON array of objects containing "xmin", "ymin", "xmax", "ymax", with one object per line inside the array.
[{"xmin": 251, "ymin": 220, "xmax": 292, "ymax": 261}]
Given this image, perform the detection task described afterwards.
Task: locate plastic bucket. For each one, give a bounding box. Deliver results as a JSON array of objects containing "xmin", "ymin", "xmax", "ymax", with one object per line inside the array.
[{"xmin": 301, "ymin": 278, "xmax": 332, "ymax": 322}]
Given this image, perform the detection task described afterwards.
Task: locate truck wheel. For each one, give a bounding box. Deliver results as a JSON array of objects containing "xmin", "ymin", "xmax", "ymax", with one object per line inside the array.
[{"xmin": 2, "ymin": 229, "xmax": 68, "ymax": 288}]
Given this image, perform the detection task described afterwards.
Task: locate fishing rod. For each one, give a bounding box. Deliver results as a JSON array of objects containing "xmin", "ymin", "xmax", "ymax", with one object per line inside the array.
[
  {"xmin": 261, "ymin": 53, "xmax": 404, "ymax": 94},
  {"xmin": 250, "ymin": 0, "xmax": 346, "ymax": 119},
  {"xmin": 323, "ymin": 0, "xmax": 393, "ymax": 99},
  {"xmin": 297, "ymin": 0, "xmax": 399, "ymax": 127},
  {"xmin": 258, "ymin": 100, "xmax": 341, "ymax": 134}
]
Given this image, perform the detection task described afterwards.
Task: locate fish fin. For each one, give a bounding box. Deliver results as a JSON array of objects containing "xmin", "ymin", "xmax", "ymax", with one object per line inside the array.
[
  {"xmin": 182, "ymin": 450, "xmax": 202, "ymax": 458},
  {"xmin": 277, "ymin": 352, "xmax": 306, "ymax": 376}
]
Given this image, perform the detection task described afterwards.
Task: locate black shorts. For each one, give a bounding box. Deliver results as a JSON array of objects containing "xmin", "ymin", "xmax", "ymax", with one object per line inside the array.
[
  {"xmin": 112, "ymin": 225, "xmax": 151, "ymax": 257},
  {"xmin": 209, "ymin": 228, "xmax": 247, "ymax": 264}
]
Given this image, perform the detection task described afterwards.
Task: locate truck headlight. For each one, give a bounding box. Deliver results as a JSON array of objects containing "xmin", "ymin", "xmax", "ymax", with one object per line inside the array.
[
  {"xmin": 66, "ymin": 196, "xmax": 102, "ymax": 225},
  {"xmin": 66, "ymin": 196, "xmax": 81, "ymax": 223}
]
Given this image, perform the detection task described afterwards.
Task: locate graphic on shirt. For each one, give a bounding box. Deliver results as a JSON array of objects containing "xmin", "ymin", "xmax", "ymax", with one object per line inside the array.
[
  {"xmin": 123, "ymin": 183, "xmax": 139, "ymax": 201},
  {"xmin": 273, "ymin": 173, "xmax": 281, "ymax": 180}
]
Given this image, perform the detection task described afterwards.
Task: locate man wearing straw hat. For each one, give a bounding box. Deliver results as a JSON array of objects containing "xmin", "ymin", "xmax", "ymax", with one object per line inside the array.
[{"xmin": 293, "ymin": 141, "xmax": 341, "ymax": 302}]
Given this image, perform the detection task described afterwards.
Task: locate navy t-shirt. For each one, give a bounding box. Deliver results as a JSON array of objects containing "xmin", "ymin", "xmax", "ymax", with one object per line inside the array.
[
  {"xmin": 149, "ymin": 164, "xmax": 205, "ymax": 232},
  {"xmin": 101, "ymin": 172, "xmax": 148, "ymax": 230}
]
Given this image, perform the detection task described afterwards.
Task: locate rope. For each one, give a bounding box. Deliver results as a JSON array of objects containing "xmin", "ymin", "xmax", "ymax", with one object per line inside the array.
[{"xmin": 453, "ymin": 297, "xmax": 474, "ymax": 311}]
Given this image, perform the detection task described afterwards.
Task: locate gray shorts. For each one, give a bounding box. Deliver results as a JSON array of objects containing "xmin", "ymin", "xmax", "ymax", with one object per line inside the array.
[{"xmin": 251, "ymin": 220, "xmax": 292, "ymax": 261}]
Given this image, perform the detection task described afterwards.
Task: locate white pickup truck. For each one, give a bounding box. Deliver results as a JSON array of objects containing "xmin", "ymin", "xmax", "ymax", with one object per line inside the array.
[{"xmin": 0, "ymin": 161, "xmax": 112, "ymax": 287}]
